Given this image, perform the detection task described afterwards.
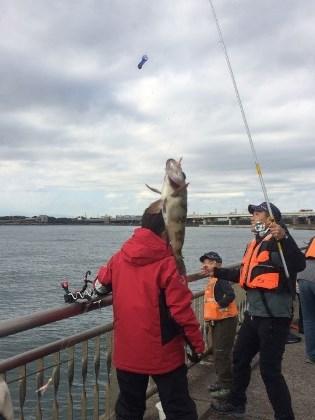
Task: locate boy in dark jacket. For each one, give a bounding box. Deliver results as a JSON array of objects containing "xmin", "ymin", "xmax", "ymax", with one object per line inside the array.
[{"xmin": 200, "ymin": 251, "xmax": 238, "ymax": 399}]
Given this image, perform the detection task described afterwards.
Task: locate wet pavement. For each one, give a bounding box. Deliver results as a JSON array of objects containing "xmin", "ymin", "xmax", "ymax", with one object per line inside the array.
[{"xmin": 144, "ymin": 335, "xmax": 315, "ymax": 420}]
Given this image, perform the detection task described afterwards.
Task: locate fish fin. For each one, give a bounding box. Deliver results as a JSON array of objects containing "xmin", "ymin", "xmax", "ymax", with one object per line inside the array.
[
  {"xmin": 145, "ymin": 184, "xmax": 161, "ymax": 194},
  {"xmin": 171, "ymin": 182, "xmax": 189, "ymax": 197},
  {"xmin": 146, "ymin": 199, "xmax": 163, "ymax": 214}
]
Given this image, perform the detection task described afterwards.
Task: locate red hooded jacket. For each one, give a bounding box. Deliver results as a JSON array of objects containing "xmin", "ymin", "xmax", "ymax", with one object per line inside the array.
[{"xmin": 96, "ymin": 227, "xmax": 204, "ymax": 374}]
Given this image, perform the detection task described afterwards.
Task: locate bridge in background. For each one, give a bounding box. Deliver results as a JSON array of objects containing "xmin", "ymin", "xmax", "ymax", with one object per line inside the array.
[
  {"xmin": 1, "ymin": 210, "xmax": 314, "ymax": 227},
  {"xmin": 109, "ymin": 210, "xmax": 315, "ymax": 227},
  {"xmin": 187, "ymin": 210, "xmax": 315, "ymax": 226}
]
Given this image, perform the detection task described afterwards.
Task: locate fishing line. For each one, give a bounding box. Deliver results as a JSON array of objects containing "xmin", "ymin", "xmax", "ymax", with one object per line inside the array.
[{"xmin": 208, "ymin": 0, "xmax": 289, "ymax": 278}]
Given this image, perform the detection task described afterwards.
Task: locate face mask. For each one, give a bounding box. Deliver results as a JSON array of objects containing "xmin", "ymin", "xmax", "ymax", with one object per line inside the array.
[{"xmin": 253, "ymin": 221, "xmax": 269, "ymax": 237}]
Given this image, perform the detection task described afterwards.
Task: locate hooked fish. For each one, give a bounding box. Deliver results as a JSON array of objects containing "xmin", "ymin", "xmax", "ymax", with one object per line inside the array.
[{"xmin": 146, "ymin": 158, "xmax": 188, "ymax": 274}]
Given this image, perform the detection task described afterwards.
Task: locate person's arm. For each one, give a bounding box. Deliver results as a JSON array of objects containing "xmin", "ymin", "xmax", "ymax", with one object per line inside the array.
[
  {"xmin": 280, "ymin": 234, "xmax": 306, "ymax": 273},
  {"xmin": 161, "ymin": 258, "xmax": 205, "ymax": 354},
  {"xmin": 94, "ymin": 257, "xmax": 114, "ymax": 295},
  {"xmin": 216, "ymin": 279, "xmax": 236, "ymax": 308},
  {"xmin": 213, "ymin": 267, "xmax": 240, "ymax": 283},
  {"xmin": 268, "ymin": 223, "xmax": 306, "ymax": 273},
  {"xmin": 187, "ymin": 272, "xmax": 207, "ymax": 283}
]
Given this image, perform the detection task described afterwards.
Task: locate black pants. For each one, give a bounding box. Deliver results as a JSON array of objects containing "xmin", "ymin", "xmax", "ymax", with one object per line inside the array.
[
  {"xmin": 115, "ymin": 365, "xmax": 197, "ymax": 420},
  {"xmin": 228, "ymin": 313, "xmax": 294, "ymax": 420},
  {"xmin": 211, "ymin": 316, "xmax": 238, "ymax": 388}
]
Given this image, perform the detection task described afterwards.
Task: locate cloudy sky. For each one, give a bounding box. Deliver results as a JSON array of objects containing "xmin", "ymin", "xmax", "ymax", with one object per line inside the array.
[{"xmin": 1, "ymin": 0, "xmax": 314, "ymax": 217}]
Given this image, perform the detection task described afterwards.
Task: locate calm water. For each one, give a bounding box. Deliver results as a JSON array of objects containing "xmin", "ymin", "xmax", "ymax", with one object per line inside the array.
[
  {"xmin": 0, "ymin": 225, "xmax": 311, "ymax": 418},
  {"xmin": 0, "ymin": 225, "xmax": 311, "ymax": 356}
]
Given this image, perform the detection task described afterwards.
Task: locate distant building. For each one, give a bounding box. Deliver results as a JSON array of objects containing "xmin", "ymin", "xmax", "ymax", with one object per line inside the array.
[
  {"xmin": 115, "ymin": 215, "xmax": 142, "ymax": 222},
  {"xmin": 38, "ymin": 215, "xmax": 49, "ymax": 223}
]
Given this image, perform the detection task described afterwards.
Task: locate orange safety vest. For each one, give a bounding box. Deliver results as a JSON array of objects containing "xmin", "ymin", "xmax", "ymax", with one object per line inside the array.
[
  {"xmin": 204, "ymin": 277, "xmax": 238, "ymax": 321},
  {"xmin": 305, "ymin": 237, "xmax": 315, "ymax": 258},
  {"xmin": 239, "ymin": 233, "xmax": 280, "ymax": 290}
]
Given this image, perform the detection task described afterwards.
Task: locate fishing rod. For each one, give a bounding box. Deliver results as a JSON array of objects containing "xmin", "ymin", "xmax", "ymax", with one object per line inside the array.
[{"xmin": 208, "ymin": 0, "xmax": 290, "ymax": 278}]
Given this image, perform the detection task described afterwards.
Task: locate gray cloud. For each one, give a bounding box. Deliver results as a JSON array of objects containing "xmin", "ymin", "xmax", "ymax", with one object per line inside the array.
[{"xmin": 0, "ymin": 0, "xmax": 314, "ymax": 216}]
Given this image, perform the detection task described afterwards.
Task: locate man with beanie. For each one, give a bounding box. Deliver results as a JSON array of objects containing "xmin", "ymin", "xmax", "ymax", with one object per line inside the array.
[
  {"xmin": 210, "ymin": 202, "xmax": 305, "ymax": 420},
  {"xmin": 94, "ymin": 203, "xmax": 204, "ymax": 420}
]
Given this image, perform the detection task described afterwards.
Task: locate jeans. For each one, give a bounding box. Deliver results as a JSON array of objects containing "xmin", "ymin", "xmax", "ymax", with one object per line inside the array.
[
  {"xmin": 115, "ymin": 365, "xmax": 197, "ymax": 420},
  {"xmin": 299, "ymin": 279, "xmax": 315, "ymax": 361},
  {"xmin": 228, "ymin": 312, "xmax": 294, "ymax": 420}
]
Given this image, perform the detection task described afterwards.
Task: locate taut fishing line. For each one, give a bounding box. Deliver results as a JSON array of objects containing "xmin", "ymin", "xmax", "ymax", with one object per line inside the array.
[{"xmin": 208, "ymin": 0, "xmax": 289, "ymax": 278}]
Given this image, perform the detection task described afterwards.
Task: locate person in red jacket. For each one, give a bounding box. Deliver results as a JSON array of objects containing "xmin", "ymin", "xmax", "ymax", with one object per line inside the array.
[{"xmin": 94, "ymin": 204, "xmax": 205, "ymax": 420}]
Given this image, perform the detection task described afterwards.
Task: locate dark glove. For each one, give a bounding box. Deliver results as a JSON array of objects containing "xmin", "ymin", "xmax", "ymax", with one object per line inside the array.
[{"xmin": 186, "ymin": 348, "xmax": 202, "ymax": 363}]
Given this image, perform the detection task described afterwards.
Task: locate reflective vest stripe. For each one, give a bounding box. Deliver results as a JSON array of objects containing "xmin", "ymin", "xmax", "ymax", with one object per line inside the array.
[
  {"xmin": 239, "ymin": 234, "xmax": 280, "ymax": 290},
  {"xmin": 305, "ymin": 237, "xmax": 315, "ymax": 258},
  {"xmin": 204, "ymin": 277, "xmax": 238, "ymax": 321}
]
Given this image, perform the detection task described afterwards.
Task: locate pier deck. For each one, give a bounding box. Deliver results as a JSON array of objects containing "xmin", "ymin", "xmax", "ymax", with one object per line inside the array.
[{"xmin": 144, "ymin": 336, "xmax": 314, "ymax": 420}]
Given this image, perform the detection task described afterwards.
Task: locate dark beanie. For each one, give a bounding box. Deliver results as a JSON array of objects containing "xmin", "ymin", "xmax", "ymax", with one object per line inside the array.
[{"xmin": 141, "ymin": 208, "xmax": 165, "ymax": 236}]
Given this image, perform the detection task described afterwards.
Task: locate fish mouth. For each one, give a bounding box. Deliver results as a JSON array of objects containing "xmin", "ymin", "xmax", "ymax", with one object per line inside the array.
[{"xmin": 165, "ymin": 158, "xmax": 186, "ymax": 187}]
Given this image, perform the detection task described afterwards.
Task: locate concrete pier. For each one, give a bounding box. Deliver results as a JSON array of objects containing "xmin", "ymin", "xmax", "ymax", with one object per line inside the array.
[{"xmin": 144, "ymin": 337, "xmax": 315, "ymax": 420}]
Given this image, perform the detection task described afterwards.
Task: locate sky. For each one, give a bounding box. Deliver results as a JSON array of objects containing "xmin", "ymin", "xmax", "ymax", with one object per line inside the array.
[{"xmin": 0, "ymin": 0, "xmax": 314, "ymax": 217}]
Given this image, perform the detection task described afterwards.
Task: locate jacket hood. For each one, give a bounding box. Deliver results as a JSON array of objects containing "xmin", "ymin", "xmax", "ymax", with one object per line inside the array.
[{"xmin": 121, "ymin": 227, "xmax": 173, "ymax": 266}]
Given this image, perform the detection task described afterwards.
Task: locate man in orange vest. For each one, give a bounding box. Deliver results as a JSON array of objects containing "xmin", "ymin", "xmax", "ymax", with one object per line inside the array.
[
  {"xmin": 209, "ymin": 202, "xmax": 305, "ymax": 420},
  {"xmin": 200, "ymin": 251, "xmax": 238, "ymax": 399},
  {"xmin": 297, "ymin": 236, "xmax": 315, "ymax": 364}
]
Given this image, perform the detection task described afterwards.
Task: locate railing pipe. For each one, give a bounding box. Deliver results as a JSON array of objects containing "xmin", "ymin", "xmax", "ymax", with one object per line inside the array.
[
  {"xmin": 0, "ymin": 323, "xmax": 113, "ymax": 374},
  {"xmin": 0, "ymin": 295, "xmax": 113, "ymax": 339},
  {"xmin": 0, "ymin": 265, "xmax": 243, "ymax": 340}
]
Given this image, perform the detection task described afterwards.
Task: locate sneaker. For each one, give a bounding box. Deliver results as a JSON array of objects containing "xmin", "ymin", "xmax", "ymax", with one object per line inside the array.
[
  {"xmin": 211, "ymin": 401, "xmax": 245, "ymax": 417},
  {"xmin": 210, "ymin": 388, "xmax": 230, "ymax": 399},
  {"xmin": 305, "ymin": 358, "xmax": 315, "ymax": 364},
  {"xmin": 207, "ymin": 382, "xmax": 222, "ymax": 392},
  {"xmin": 286, "ymin": 332, "xmax": 301, "ymax": 344}
]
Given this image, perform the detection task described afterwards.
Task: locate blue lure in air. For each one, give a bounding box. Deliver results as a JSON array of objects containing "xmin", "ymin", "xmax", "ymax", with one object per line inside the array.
[{"xmin": 138, "ymin": 55, "xmax": 148, "ymax": 69}]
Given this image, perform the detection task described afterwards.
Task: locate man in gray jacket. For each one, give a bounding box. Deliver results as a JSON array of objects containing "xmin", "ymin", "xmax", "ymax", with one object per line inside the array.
[{"xmin": 210, "ymin": 202, "xmax": 305, "ymax": 420}]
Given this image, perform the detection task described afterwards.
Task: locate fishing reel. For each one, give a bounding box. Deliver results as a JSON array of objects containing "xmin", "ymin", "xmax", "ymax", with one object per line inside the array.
[{"xmin": 61, "ymin": 270, "xmax": 95, "ymax": 303}]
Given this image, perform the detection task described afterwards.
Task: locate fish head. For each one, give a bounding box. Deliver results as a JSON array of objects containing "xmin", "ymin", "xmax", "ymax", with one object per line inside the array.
[{"xmin": 165, "ymin": 158, "xmax": 186, "ymax": 189}]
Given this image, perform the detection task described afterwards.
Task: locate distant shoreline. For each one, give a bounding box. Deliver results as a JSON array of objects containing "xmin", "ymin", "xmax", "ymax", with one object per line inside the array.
[{"xmin": 1, "ymin": 222, "xmax": 315, "ymax": 230}]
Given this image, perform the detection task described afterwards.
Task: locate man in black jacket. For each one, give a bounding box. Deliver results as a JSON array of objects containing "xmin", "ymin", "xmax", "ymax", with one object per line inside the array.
[{"xmin": 210, "ymin": 202, "xmax": 305, "ymax": 420}]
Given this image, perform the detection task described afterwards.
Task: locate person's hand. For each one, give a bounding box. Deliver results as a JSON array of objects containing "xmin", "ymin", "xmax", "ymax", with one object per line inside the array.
[
  {"xmin": 201, "ymin": 266, "xmax": 214, "ymax": 277},
  {"xmin": 269, "ymin": 222, "xmax": 286, "ymax": 241},
  {"xmin": 186, "ymin": 351, "xmax": 203, "ymax": 364}
]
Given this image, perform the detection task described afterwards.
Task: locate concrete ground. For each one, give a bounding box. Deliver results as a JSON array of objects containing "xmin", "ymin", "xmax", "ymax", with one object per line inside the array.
[{"xmin": 144, "ymin": 335, "xmax": 315, "ymax": 420}]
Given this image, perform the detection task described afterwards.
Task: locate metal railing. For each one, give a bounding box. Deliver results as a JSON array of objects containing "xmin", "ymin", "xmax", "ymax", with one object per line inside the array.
[{"xmin": 0, "ymin": 265, "xmax": 245, "ymax": 420}]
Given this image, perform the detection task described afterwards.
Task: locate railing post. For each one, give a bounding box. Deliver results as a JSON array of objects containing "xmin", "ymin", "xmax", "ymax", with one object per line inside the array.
[
  {"xmin": 52, "ymin": 352, "xmax": 60, "ymax": 420},
  {"xmin": 93, "ymin": 336, "xmax": 101, "ymax": 420},
  {"xmin": 67, "ymin": 346, "xmax": 75, "ymax": 420},
  {"xmin": 81, "ymin": 341, "xmax": 88, "ymax": 420},
  {"xmin": 36, "ymin": 358, "xmax": 44, "ymax": 420}
]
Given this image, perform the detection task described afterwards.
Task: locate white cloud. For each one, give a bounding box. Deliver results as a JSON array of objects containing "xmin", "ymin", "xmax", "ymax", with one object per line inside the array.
[{"xmin": 0, "ymin": 0, "xmax": 314, "ymax": 216}]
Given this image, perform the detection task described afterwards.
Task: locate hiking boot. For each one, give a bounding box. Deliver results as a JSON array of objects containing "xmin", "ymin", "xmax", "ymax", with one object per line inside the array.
[
  {"xmin": 286, "ymin": 332, "xmax": 301, "ymax": 344},
  {"xmin": 211, "ymin": 400, "xmax": 245, "ymax": 417},
  {"xmin": 207, "ymin": 382, "xmax": 222, "ymax": 392},
  {"xmin": 210, "ymin": 388, "xmax": 230, "ymax": 399}
]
